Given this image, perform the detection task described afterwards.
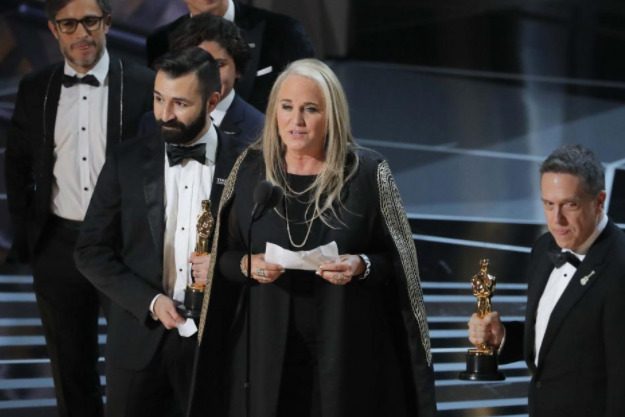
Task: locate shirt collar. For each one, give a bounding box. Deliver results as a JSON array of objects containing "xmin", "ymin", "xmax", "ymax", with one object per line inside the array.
[
  {"xmin": 189, "ymin": 0, "xmax": 234, "ymax": 21},
  {"xmin": 64, "ymin": 49, "xmax": 110, "ymax": 86},
  {"xmin": 186, "ymin": 122, "xmax": 218, "ymax": 165},
  {"xmin": 212, "ymin": 90, "xmax": 235, "ymax": 127},
  {"xmin": 568, "ymin": 211, "xmax": 608, "ymax": 258},
  {"xmin": 223, "ymin": 0, "xmax": 235, "ymax": 22}
]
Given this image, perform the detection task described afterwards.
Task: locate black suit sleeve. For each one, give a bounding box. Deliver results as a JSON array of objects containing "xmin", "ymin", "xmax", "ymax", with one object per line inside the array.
[
  {"xmin": 498, "ymin": 321, "xmax": 525, "ymax": 364},
  {"xmin": 74, "ymin": 150, "xmax": 160, "ymax": 325},
  {"xmin": 5, "ymin": 77, "xmax": 35, "ymax": 263},
  {"xmin": 499, "ymin": 239, "xmax": 542, "ymax": 365}
]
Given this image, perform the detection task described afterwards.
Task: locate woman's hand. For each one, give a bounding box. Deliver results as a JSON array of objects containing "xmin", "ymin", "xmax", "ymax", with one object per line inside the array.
[
  {"xmin": 317, "ymin": 255, "xmax": 365, "ymax": 285},
  {"xmin": 243, "ymin": 253, "xmax": 284, "ymax": 284}
]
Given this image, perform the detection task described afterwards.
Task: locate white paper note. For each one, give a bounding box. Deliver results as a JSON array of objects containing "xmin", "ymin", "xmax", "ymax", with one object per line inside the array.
[
  {"xmin": 265, "ymin": 241, "xmax": 340, "ymax": 270},
  {"xmin": 177, "ymin": 318, "xmax": 198, "ymax": 337}
]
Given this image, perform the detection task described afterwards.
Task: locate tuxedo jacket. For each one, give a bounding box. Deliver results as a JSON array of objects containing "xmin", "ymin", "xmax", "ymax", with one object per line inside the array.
[
  {"xmin": 146, "ymin": 0, "xmax": 315, "ymax": 112},
  {"xmin": 74, "ymin": 130, "xmax": 246, "ymax": 370},
  {"xmin": 138, "ymin": 93, "xmax": 264, "ymax": 143},
  {"xmin": 5, "ymin": 56, "xmax": 155, "ymax": 263},
  {"xmin": 500, "ymin": 220, "xmax": 625, "ymax": 417}
]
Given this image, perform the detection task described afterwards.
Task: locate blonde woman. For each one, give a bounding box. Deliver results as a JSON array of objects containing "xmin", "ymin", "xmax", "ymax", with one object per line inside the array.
[{"xmin": 190, "ymin": 59, "xmax": 436, "ymax": 417}]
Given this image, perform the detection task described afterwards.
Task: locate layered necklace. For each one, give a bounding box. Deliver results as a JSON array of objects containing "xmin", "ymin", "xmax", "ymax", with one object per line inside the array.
[
  {"xmin": 284, "ymin": 174, "xmax": 317, "ymax": 249},
  {"xmin": 285, "ymin": 200, "xmax": 316, "ymax": 248}
]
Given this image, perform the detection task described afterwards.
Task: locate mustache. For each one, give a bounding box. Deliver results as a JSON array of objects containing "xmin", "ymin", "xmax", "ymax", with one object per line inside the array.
[
  {"xmin": 71, "ymin": 39, "xmax": 96, "ymax": 50},
  {"xmin": 157, "ymin": 119, "xmax": 186, "ymax": 131}
]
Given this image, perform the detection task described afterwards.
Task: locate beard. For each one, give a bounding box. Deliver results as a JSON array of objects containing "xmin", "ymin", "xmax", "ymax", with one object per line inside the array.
[
  {"xmin": 157, "ymin": 104, "xmax": 208, "ymax": 145},
  {"xmin": 62, "ymin": 38, "xmax": 104, "ymax": 70}
]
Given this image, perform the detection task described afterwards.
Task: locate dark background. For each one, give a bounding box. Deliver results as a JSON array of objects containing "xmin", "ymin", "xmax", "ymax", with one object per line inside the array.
[{"xmin": 2, "ymin": 0, "xmax": 625, "ymax": 415}]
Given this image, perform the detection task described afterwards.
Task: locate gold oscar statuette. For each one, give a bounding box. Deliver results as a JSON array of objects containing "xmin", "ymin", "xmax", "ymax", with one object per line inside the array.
[
  {"xmin": 195, "ymin": 200, "xmax": 214, "ymax": 256},
  {"xmin": 459, "ymin": 259, "xmax": 505, "ymax": 381},
  {"xmin": 180, "ymin": 200, "xmax": 215, "ymax": 319}
]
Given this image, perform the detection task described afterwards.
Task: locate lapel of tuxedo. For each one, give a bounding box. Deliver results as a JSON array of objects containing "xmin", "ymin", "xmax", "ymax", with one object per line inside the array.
[
  {"xmin": 106, "ymin": 57, "xmax": 122, "ymax": 154},
  {"xmin": 44, "ymin": 65, "xmax": 64, "ymax": 167},
  {"xmin": 235, "ymin": 2, "xmax": 265, "ymax": 101},
  {"xmin": 535, "ymin": 223, "xmax": 612, "ymax": 370},
  {"xmin": 143, "ymin": 135, "xmax": 165, "ymax": 264},
  {"xmin": 220, "ymin": 96, "xmax": 243, "ymax": 138},
  {"xmin": 210, "ymin": 131, "xmax": 234, "ymax": 215}
]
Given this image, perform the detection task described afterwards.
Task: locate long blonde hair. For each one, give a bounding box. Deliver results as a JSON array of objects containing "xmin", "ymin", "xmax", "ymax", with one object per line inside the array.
[{"xmin": 255, "ymin": 59, "xmax": 359, "ymax": 227}]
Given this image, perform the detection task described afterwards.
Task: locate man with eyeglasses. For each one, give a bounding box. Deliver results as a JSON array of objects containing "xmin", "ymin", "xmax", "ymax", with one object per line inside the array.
[{"xmin": 5, "ymin": 0, "xmax": 154, "ymax": 416}]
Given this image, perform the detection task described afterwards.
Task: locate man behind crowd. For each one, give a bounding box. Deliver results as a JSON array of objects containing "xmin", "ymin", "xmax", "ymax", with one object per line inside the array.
[
  {"xmin": 468, "ymin": 144, "xmax": 625, "ymax": 416},
  {"xmin": 75, "ymin": 47, "xmax": 245, "ymax": 417},
  {"xmin": 139, "ymin": 13, "xmax": 263, "ymax": 143},
  {"xmin": 146, "ymin": 0, "xmax": 315, "ymax": 112},
  {"xmin": 5, "ymin": 0, "xmax": 154, "ymax": 415}
]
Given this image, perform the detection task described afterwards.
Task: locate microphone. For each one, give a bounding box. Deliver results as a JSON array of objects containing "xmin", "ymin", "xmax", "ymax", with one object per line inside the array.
[
  {"xmin": 251, "ymin": 182, "xmax": 283, "ymax": 222},
  {"xmin": 266, "ymin": 185, "xmax": 284, "ymax": 209},
  {"xmin": 251, "ymin": 180, "xmax": 273, "ymax": 222},
  {"xmin": 257, "ymin": 185, "xmax": 283, "ymax": 219}
]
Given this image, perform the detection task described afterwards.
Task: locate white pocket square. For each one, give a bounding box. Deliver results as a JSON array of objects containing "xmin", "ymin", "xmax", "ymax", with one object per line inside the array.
[{"xmin": 257, "ymin": 66, "xmax": 273, "ymax": 77}]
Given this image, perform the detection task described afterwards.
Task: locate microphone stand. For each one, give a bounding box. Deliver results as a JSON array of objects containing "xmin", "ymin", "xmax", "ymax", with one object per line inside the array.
[
  {"xmin": 245, "ymin": 216, "xmax": 253, "ymax": 417},
  {"xmin": 243, "ymin": 182, "xmax": 282, "ymax": 417},
  {"xmin": 245, "ymin": 205, "xmax": 264, "ymax": 417}
]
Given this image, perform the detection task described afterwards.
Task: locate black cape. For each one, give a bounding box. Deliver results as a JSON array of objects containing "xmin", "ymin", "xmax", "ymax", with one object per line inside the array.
[{"xmin": 188, "ymin": 148, "xmax": 436, "ymax": 417}]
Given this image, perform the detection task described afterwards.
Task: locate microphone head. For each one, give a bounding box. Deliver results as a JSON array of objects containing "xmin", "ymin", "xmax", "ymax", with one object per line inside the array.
[
  {"xmin": 265, "ymin": 185, "xmax": 284, "ymax": 209},
  {"xmin": 253, "ymin": 180, "xmax": 274, "ymax": 206}
]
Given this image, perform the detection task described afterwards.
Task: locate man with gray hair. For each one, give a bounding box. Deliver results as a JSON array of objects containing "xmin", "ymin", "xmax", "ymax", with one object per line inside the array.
[{"xmin": 468, "ymin": 144, "xmax": 625, "ymax": 416}]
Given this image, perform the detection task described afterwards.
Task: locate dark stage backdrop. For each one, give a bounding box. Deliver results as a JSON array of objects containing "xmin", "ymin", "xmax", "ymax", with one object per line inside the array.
[{"xmin": 1, "ymin": 0, "xmax": 625, "ymax": 416}]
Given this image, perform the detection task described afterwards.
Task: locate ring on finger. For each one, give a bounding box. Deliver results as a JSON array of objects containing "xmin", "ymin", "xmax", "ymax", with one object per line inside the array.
[
  {"xmin": 256, "ymin": 268, "xmax": 265, "ymax": 277},
  {"xmin": 336, "ymin": 272, "xmax": 345, "ymax": 282}
]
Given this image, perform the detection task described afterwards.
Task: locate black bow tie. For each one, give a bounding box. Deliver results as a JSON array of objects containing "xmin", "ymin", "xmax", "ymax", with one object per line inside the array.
[
  {"xmin": 166, "ymin": 143, "xmax": 206, "ymax": 167},
  {"xmin": 62, "ymin": 74, "xmax": 100, "ymax": 88},
  {"xmin": 548, "ymin": 249, "xmax": 581, "ymax": 269}
]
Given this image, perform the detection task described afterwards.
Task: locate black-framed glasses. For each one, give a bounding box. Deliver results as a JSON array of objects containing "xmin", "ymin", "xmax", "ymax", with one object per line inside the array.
[{"xmin": 54, "ymin": 16, "xmax": 105, "ymax": 34}]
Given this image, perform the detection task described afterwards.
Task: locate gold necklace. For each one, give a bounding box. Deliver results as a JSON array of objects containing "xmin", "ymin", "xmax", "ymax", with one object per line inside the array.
[
  {"xmin": 285, "ymin": 180, "xmax": 308, "ymax": 197},
  {"xmin": 284, "ymin": 200, "xmax": 315, "ymax": 249}
]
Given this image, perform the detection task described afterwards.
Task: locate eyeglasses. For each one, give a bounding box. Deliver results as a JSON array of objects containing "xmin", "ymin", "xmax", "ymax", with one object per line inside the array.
[{"xmin": 54, "ymin": 16, "xmax": 105, "ymax": 34}]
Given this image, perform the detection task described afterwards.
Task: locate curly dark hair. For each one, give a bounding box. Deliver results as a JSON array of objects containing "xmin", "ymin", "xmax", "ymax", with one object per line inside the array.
[{"xmin": 170, "ymin": 13, "xmax": 251, "ymax": 76}]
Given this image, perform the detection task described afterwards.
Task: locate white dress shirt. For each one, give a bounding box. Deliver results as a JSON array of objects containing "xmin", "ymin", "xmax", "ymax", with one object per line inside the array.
[
  {"xmin": 534, "ymin": 213, "xmax": 608, "ymax": 365},
  {"xmin": 51, "ymin": 51, "xmax": 110, "ymax": 221},
  {"xmin": 190, "ymin": 0, "xmax": 234, "ymax": 21},
  {"xmin": 162, "ymin": 124, "xmax": 218, "ymax": 304},
  {"xmin": 223, "ymin": 0, "xmax": 235, "ymax": 22},
  {"xmin": 211, "ymin": 89, "xmax": 235, "ymax": 127}
]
